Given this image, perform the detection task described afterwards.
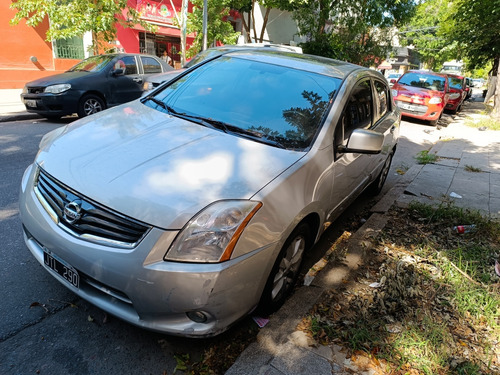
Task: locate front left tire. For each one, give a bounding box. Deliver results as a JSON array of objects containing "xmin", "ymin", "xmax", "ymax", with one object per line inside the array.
[
  {"xmin": 78, "ymin": 94, "xmax": 105, "ymax": 118},
  {"xmin": 258, "ymin": 222, "xmax": 311, "ymax": 315}
]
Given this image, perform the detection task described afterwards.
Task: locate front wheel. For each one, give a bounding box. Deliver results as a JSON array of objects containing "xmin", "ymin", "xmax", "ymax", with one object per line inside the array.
[
  {"xmin": 258, "ymin": 223, "xmax": 310, "ymax": 315},
  {"xmin": 78, "ymin": 94, "xmax": 105, "ymax": 118}
]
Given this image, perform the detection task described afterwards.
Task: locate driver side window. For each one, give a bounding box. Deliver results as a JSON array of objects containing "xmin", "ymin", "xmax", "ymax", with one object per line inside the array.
[
  {"xmin": 334, "ymin": 80, "xmax": 373, "ymax": 158},
  {"xmin": 120, "ymin": 56, "xmax": 138, "ymax": 75}
]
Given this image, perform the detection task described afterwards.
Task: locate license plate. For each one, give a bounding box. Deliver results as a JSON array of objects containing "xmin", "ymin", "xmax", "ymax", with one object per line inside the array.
[
  {"xmin": 25, "ymin": 99, "xmax": 37, "ymax": 108},
  {"xmin": 397, "ymin": 102, "xmax": 413, "ymax": 110},
  {"xmin": 43, "ymin": 250, "xmax": 80, "ymax": 288}
]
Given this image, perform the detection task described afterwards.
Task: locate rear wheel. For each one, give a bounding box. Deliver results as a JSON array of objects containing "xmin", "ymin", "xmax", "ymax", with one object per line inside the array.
[
  {"xmin": 368, "ymin": 151, "xmax": 394, "ymax": 196},
  {"xmin": 78, "ymin": 94, "xmax": 105, "ymax": 118},
  {"xmin": 258, "ymin": 223, "xmax": 310, "ymax": 315}
]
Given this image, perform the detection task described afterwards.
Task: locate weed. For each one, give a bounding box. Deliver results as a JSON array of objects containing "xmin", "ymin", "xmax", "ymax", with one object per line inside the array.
[
  {"xmin": 465, "ymin": 164, "xmax": 482, "ymax": 172},
  {"xmin": 465, "ymin": 117, "xmax": 500, "ymax": 131},
  {"xmin": 395, "ymin": 162, "xmax": 410, "ymax": 175},
  {"xmin": 415, "ymin": 150, "xmax": 438, "ymax": 164}
]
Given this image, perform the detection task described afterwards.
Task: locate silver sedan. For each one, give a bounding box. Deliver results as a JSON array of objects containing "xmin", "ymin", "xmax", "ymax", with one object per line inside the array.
[{"xmin": 19, "ymin": 50, "xmax": 400, "ymax": 337}]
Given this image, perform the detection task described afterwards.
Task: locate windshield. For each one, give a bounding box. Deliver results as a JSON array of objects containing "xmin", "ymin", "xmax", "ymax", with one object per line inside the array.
[
  {"xmin": 398, "ymin": 72, "xmax": 446, "ymax": 92},
  {"xmin": 145, "ymin": 56, "xmax": 340, "ymax": 150},
  {"xmin": 68, "ymin": 55, "xmax": 115, "ymax": 72}
]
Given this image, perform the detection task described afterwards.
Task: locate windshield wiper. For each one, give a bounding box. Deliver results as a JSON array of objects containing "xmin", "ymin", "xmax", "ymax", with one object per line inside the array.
[{"xmin": 224, "ymin": 126, "xmax": 286, "ymax": 149}]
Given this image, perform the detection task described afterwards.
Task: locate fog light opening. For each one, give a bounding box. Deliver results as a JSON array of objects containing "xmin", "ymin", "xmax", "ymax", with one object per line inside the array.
[
  {"xmin": 429, "ymin": 112, "xmax": 437, "ymax": 116},
  {"xmin": 187, "ymin": 311, "xmax": 208, "ymax": 323}
]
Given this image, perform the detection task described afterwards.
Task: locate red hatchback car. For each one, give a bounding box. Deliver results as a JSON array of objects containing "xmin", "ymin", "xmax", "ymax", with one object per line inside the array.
[
  {"xmin": 446, "ymin": 74, "xmax": 467, "ymax": 113},
  {"xmin": 392, "ymin": 70, "xmax": 449, "ymax": 126}
]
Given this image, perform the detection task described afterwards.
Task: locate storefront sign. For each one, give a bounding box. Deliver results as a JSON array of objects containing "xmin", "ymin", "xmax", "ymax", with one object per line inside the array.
[{"xmin": 137, "ymin": 0, "xmax": 176, "ymax": 25}]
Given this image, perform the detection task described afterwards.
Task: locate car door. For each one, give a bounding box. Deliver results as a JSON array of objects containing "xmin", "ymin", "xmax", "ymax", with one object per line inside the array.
[
  {"xmin": 329, "ymin": 79, "xmax": 375, "ymax": 214},
  {"xmin": 370, "ymin": 78, "xmax": 399, "ymax": 176},
  {"xmin": 108, "ymin": 55, "xmax": 144, "ymax": 105}
]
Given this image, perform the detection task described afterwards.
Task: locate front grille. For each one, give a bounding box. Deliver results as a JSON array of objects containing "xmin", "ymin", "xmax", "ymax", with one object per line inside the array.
[
  {"xmin": 27, "ymin": 87, "xmax": 45, "ymax": 94},
  {"xmin": 35, "ymin": 168, "xmax": 150, "ymax": 248}
]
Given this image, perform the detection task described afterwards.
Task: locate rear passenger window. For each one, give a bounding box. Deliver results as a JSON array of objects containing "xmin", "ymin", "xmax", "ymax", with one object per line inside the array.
[
  {"xmin": 141, "ymin": 57, "xmax": 162, "ymax": 74},
  {"xmin": 374, "ymin": 80, "xmax": 388, "ymax": 121}
]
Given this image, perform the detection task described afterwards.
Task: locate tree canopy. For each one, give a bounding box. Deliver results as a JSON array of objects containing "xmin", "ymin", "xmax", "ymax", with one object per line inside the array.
[
  {"xmin": 186, "ymin": 0, "xmax": 240, "ymax": 58},
  {"xmin": 290, "ymin": 0, "xmax": 417, "ymax": 66},
  {"xmin": 10, "ymin": 0, "xmax": 155, "ymax": 54}
]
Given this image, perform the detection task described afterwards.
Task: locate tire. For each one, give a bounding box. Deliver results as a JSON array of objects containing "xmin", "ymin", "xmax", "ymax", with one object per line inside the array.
[
  {"xmin": 78, "ymin": 94, "xmax": 105, "ymax": 118},
  {"xmin": 258, "ymin": 223, "xmax": 310, "ymax": 315},
  {"xmin": 368, "ymin": 151, "xmax": 394, "ymax": 196}
]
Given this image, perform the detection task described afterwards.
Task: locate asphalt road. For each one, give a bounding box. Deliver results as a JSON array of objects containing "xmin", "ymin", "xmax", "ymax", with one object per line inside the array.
[{"xmin": 0, "ymin": 113, "xmax": 445, "ymax": 374}]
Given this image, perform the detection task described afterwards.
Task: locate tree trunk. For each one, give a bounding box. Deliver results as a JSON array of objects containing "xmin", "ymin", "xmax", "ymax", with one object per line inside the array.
[
  {"xmin": 251, "ymin": 0, "xmax": 258, "ymax": 43},
  {"xmin": 484, "ymin": 57, "xmax": 500, "ymax": 120},
  {"xmin": 259, "ymin": 8, "xmax": 271, "ymax": 43},
  {"xmin": 242, "ymin": 13, "xmax": 252, "ymax": 43}
]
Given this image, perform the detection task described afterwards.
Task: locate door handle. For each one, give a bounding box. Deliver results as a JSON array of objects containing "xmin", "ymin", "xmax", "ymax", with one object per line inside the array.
[
  {"xmin": 390, "ymin": 125, "xmax": 396, "ymax": 133},
  {"xmin": 133, "ymin": 77, "xmax": 142, "ymax": 83}
]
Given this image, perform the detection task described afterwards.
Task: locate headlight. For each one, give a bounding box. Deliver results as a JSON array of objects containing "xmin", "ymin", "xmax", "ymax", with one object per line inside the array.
[
  {"xmin": 22, "ymin": 86, "xmax": 28, "ymax": 94},
  {"xmin": 165, "ymin": 200, "xmax": 262, "ymax": 263},
  {"xmin": 44, "ymin": 84, "xmax": 71, "ymax": 94},
  {"xmin": 448, "ymin": 93, "xmax": 461, "ymax": 100},
  {"xmin": 391, "ymin": 89, "xmax": 398, "ymax": 97},
  {"xmin": 429, "ymin": 97, "xmax": 443, "ymax": 104}
]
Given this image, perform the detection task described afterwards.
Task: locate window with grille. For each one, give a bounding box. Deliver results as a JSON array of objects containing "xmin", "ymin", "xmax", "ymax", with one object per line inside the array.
[{"xmin": 54, "ymin": 36, "xmax": 85, "ymax": 59}]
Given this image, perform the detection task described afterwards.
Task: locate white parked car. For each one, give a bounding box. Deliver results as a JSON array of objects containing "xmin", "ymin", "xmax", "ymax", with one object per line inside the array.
[{"xmin": 20, "ymin": 50, "xmax": 400, "ymax": 337}]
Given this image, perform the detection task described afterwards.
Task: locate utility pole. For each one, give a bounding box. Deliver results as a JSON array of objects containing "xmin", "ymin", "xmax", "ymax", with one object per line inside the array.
[
  {"xmin": 181, "ymin": 0, "xmax": 188, "ymax": 66},
  {"xmin": 202, "ymin": 0, "xmax": 208, "ymax": 51}
]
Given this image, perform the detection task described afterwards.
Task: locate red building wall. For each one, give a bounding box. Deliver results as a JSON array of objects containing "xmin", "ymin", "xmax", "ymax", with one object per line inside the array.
[{"xmin": 0, "ymin": 2, "xmax": 78, "ymax": 89}]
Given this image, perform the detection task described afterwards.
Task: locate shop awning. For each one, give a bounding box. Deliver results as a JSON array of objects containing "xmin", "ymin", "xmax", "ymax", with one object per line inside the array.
[{"xmin": 378, "ymin": 61, "xmax": 392, "ymax": 70}]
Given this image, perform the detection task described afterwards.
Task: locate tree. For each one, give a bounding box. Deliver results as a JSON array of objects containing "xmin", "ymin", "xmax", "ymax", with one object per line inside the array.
[
  {"xmin": 291, "ymin": 0, "xmax": 417, "ymax": 66},
  {"xmin": 186, "ymin": 0, "xmax": 240, "ymax": 58},
  {"xmin": 230, "ymin": 0, "xmax": 305, "ymax": 43},
  {"xmin": 443, "ymin": 0, "xmax": 500, "ymax": 118},
  {"xmin": 10, "ymin": 0, "xmax": 155, "ymax": 55},
  {"xmin": 398, "ymin": 0, "xmax": 456, "ymax": 70}
]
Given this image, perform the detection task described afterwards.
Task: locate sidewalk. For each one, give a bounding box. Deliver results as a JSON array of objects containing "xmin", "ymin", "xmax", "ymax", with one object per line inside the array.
[
  {"xmin": 0, "ymin": 89, "xmax": 41, "ymax": 122},
  {"xmin": 226, "ymin": 98, "xmax": 500, "ymax": 375}
]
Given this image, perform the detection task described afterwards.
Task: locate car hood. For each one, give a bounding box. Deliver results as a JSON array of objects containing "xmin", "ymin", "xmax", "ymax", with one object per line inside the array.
[
  {"xmin": 26, "ymin": 71, "xmax": 94, "ymax": 87},
  {"xmin": 393, "ymin": 84, "xmax": 445, "ymax": 98},
  {"xmin": 36, "ymin": 101, "xmax": 304, "ymax": 229}
]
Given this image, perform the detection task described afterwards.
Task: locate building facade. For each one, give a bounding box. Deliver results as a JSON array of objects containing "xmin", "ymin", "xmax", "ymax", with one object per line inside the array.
[{"xmin": 0, "ymin": 0, "xmax": 194, "ymax": 89}]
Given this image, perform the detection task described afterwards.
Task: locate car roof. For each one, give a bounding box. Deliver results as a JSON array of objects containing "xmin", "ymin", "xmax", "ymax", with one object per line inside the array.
[{"xmin": 213, "ymin": 49, "xmax": 365, "ymax": 80}]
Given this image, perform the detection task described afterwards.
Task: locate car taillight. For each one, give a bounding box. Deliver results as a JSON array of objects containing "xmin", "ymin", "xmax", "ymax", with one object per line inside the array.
[{"xmin": 429, "ymin": 97, "xmax": 443, "ymax": 104}]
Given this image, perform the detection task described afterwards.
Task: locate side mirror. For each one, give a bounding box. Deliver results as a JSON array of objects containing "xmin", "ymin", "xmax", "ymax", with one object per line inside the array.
[
  {"xmin": 112, "ymin": 68, "xmax": 124, "ymax": 76},
  {"xmin": 390, "ymin": 79, "xmax": 397, "ymax": 84},
  {"xmin": 338, "ymin": 129, "xmax": 384, "ymax": 154}
]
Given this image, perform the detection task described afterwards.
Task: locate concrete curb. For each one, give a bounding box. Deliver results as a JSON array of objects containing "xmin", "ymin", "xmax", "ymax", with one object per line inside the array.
[{"xmin": 0, "ymin": 112, "xmax": 42, "ymax": 123}]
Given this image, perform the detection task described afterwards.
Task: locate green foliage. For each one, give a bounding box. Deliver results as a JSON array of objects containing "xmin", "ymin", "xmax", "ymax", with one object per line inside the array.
[
  {"xmin": 399, "ymin": 0, "xmax": 456, "ymax": 70},
  {"xmin": 9, "ymin": 0, "xmax": 156, "ymax": 54},
  {"xmin": 443, "ymin": 0, "xmax": 500, "ymax": 69},
  {"xmin": 291, "ymin": 0, "xmax": 416, "ymax": 65},
  {"xmin": 415, "ymin": 150, "xmax": 438, "ymax": 164},
  {"xmin": 186, "ymin": 0, "xmax": 240, "ymax": 58}
]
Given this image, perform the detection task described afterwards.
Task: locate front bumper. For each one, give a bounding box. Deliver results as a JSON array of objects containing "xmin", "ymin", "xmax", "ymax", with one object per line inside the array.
[
  {"xmin": 21, "ymin": 90, "xmax": 81, "ymax": 117},
  {"xmin": 19, "ymin": 164, "xmax": 275, "ymax": 337},
  {"xmin": 395, "ymin": 99, "xmax": 442, "ymax": 121}
]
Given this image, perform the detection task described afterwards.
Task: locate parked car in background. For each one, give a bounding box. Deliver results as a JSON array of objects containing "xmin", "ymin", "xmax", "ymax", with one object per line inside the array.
[
  {"xmin": 142, "ymin": 44, "xmax": 303, "ymax": 94},
  {"xmin": 465, "ymin": 77, "xmax": 473, "ymax": 100},
  {"xmin": 386, "ymin": 72, "xmax": 402, "ymax": 87},
  {"xmin": 446, "ymin": 74, "xmax": 466, "ymax": 113},
  {"xmin": 20, "ymin": 50, "xmax": 399, "ymax": 337},
  {"xmin": 21, "ymin": 53, "xmax": 172, "ymax": 120},
  {"xmin": 391, "ymin": 70, "xmax": 449, "ymax": 126},
  {"xmin": 472, "ymin": 78, "xmax": 485, "ymax": 88}
]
